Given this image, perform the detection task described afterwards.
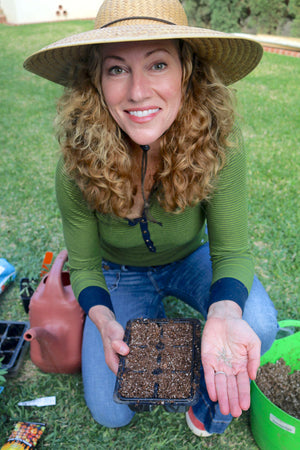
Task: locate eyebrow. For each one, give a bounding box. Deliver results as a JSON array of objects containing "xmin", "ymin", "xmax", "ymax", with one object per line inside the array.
[{"xmin": 102, "ymin": 48, "xmax": 172, "ymax": 63}]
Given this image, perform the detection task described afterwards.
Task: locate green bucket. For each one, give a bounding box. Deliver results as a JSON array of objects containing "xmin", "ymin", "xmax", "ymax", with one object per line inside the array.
[{"xmin": 250, "ymin": 320, "xmax": 300, "ymax": 450}]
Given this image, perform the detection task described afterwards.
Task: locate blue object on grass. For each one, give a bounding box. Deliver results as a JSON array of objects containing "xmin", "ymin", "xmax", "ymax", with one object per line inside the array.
[{"xmin": 0, "ymin": 258, "xmax": 16, "ymax": 294}]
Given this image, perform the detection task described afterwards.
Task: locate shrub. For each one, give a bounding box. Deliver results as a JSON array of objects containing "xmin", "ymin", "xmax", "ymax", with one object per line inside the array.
[
  {"xmin": 236, "ymin": 0, "xmax": 288, "ymax": 33},
  {"xmin": 182, "ymin": 0, "xmax": 300, "ymax": 36},
  {"xmin": 208, "ymin": 0, "xmax": 250, "ymax": 32}
]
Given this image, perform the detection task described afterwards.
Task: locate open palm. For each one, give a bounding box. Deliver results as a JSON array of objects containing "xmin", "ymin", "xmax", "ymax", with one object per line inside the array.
[{"xmin": 201, "ymin": 316, "xmax": 261, "ymax": 417}]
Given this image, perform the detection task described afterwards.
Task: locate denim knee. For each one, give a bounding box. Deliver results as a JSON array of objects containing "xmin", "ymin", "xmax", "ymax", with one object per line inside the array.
[
  {"xmin": 86, "ymin": 398, "xmax": 134, "ymax": 428},
  {"xmin": 243, "ymin": 276, "xmax": 278, "ymax": 355}
]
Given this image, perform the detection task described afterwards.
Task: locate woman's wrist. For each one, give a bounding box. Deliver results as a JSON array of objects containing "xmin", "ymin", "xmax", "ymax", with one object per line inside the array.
[
  {"xmin": 89, "ymin": 304, "xmax": 116, "ymax": 330},
  {"xmin": 207, "ymin": 300, "xmax": 242, "ymax": 319}
]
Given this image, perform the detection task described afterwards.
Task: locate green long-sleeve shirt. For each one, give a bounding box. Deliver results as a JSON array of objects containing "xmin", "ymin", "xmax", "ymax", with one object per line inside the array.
[{"xmin": 56, "ymin": 125, "xmax": 254, "ymax": 313}]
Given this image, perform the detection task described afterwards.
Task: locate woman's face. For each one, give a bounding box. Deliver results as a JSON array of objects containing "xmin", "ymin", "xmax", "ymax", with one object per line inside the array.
[{"xmin": 101, "ymin": 40, "xmax": 182, "ymax": 150}]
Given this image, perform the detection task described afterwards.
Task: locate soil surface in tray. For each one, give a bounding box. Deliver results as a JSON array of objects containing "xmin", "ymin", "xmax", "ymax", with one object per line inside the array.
[
  {"xmin": 119, "ymin": 320, "xmax": 196, "ymax": 400},
  {"xmin": 255, "ymin": 358, "xmax": 300, "ymax": 419}
]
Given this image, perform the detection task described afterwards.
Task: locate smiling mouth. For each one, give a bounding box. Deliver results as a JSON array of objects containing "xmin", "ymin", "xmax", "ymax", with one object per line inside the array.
[{"xmin": 128, "ymin": 108, "xmax": 160, "ymax": 118}]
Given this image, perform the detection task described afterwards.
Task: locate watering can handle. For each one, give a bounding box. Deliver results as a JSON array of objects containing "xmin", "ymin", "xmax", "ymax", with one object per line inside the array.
[
  {"xmin": 278, "ymin": 320, "xmax": 300, "ymax": 329},
  {"xmin": 43, "ymin": 249, "xmax": 69, "ymax": 296}
]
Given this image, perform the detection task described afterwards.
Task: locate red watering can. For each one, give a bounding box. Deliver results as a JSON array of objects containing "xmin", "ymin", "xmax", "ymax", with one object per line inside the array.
[{"xmin": 24, "ymin": 250, "xmax": 85, "ymax": 373}]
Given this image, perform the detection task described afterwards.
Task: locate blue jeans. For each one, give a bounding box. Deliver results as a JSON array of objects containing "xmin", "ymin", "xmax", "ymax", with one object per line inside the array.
[{"xmin": 81, "ymin": 243, "xmax": 278, "ymax": 432}]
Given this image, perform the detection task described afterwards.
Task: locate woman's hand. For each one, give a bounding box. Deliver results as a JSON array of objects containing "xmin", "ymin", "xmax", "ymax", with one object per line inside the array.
[
  {"xmin": 201, "ymin": 301, "xmax": 261, "ymax": 417},
  {"xmin": 89, "ymin": 305, "xmax": 129, "ymax": 374}
]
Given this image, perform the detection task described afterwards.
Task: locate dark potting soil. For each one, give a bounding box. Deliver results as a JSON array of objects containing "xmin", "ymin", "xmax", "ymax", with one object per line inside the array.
[
  {"xmin": 255, "ymin": 358, "xmax": 300, "ymax": 419},
  {"xmin": 118, "ymin": 320, "xmax": 199, "ymax": 400}
]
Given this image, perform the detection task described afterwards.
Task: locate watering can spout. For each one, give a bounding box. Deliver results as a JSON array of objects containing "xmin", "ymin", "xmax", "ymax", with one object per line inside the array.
[
  {"xmin": 24, "ymin": 326, "xmax": 58, "ymax": 343},
  {"xmin": 23, "ymin": 324, "xmax": 73, "ymax": 373}
]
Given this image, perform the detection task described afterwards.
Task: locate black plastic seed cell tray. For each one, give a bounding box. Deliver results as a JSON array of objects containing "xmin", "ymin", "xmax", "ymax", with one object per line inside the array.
[
  {"xmin": 114, "ymin": 318, "xmax": 201, "ymax": 408},
  {"xmin": 0, "ymin": 321, "xmax": 29, "ymax": 372}
]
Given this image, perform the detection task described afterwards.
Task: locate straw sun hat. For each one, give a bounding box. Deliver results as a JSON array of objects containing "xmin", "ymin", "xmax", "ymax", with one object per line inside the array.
[{"xmin": 24, "ymin": 0, "xmax": 263, "ymax": 87}]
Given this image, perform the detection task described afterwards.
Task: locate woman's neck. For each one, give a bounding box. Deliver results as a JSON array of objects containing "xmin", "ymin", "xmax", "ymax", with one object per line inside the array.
[
  {"xmin": 126, "ymin": 142, "xmax": 162, "ymax": 219},
  {"xmin": 130, "ymin": 142, "xmax": 161, "ymax": 165}
]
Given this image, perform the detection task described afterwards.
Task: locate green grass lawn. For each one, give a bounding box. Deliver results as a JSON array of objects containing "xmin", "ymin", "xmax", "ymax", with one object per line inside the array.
[{"xmin": 0, "ymin": 20, "xmax": 299, "ymax": 449}]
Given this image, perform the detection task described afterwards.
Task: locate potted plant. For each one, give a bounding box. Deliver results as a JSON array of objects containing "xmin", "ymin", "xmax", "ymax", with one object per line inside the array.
[
  {"xmin": 19, "ymin": 277, "xmax": 37, "ymax": 313},
  {"xmin": 0, "ymin": 356, "xmax": 8, "ymax": 384},
  {"xmin": 19, "ymin": 252, "xmax": 54, "ymax": 313}
]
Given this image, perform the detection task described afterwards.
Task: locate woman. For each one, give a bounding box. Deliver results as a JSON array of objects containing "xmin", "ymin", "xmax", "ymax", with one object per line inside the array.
[{"xmin": 24, "ymin": 0, "xmax": 278, "ymax": 436}]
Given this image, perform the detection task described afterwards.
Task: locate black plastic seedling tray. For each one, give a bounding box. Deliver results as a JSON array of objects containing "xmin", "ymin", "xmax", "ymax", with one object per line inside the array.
[
  {"xmin": 0, "ymin": 321, "xmax": 29, "ymax": 374},
  {"xmin": 114, "ymin": 318, "xmax": 201, "ymax": 410}
]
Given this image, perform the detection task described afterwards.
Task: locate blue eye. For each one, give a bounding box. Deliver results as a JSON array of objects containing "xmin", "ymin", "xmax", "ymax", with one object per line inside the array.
[
  {"xmin": 109, "ymin": 66, "xmax": 125, "ymax": 75},
  {"xmin": 153, "ymin": 63, "xmax": 167, "ymax": 71}
]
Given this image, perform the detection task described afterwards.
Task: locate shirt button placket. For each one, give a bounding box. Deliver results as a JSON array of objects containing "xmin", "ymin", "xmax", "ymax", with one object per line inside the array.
[{"xmin": 140, "ymin": 215, "xmax": 156, "ymax": 252}]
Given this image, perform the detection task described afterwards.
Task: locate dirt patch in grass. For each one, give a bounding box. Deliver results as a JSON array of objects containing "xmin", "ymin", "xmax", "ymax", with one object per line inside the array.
[{"xmin": 13, "ymin": 357, "xmax": 40, "ymax": 382}]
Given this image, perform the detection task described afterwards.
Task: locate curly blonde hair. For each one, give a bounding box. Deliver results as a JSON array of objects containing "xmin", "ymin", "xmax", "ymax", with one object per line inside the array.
[{"xmin": 55, "ymin": 40, "xmax": 235, "ymax": 217}]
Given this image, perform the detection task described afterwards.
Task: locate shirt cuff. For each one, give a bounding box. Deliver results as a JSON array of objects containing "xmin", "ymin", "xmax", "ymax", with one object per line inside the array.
[
  {"xmin": 208, "ymin": 277, "xmax": 249, "ymax": 313},
  {"xmin": 78, "ymin": 286, "xmax": 114, "ymax": 315}
]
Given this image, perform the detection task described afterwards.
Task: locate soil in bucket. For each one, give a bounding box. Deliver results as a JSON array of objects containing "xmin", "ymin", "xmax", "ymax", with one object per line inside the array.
[
  {"xmin": 250, "ymin": 320, "xmax": 299, "ymax": 450},
  {"xmin": 255, "ymin": 358, "xmax": 299, "ymax": 419}
]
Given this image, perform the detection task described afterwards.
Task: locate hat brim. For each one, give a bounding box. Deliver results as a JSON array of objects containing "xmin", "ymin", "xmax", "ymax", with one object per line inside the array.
[{"xmin": 23, "ymin": 24, "xmax": 263, "ymax": 86}]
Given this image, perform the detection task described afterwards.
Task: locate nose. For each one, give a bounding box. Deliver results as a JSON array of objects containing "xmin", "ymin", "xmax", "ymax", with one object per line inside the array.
[{"xmin": 128, "ymin": 70, "xmax": 151, "ymax": 102}]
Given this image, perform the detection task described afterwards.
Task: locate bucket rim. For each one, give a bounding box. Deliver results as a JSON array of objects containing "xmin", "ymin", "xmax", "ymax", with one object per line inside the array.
[
  {"xmin": 251, "ymin": 380, "xmax": 300, "ymax": 424},
  {"xmin": 251, "ymin": 318, "xmax": 300, "ymax": 424},
  {"xmin": 278, "ymin": 319, "xmax": 300, "ymax": 329}
]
